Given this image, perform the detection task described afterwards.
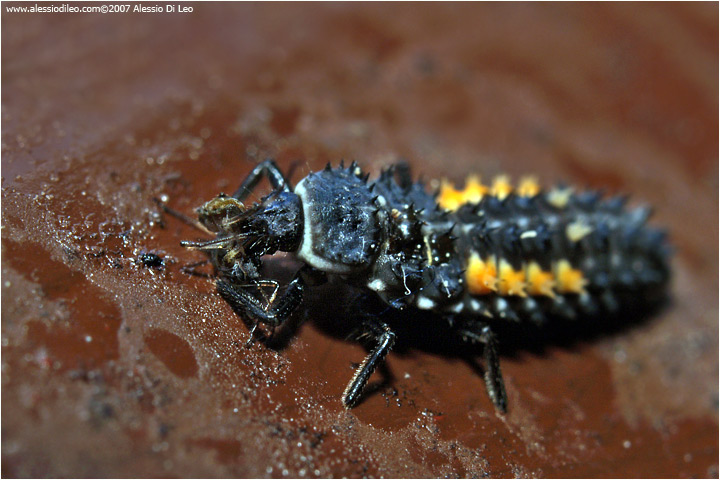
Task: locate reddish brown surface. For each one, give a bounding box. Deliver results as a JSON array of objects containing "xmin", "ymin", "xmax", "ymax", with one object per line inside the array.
[{"xmin": 2, "ymin": 3, "xmax": 718, "ymax": 478}]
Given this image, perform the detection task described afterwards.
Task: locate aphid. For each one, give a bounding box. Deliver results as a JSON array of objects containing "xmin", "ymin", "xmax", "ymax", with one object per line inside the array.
[
  {"xmin": 138, "ymin": 252, "xmax": 164, "ymax": 269},
  {"xmin": 179, "ymin": 159, "xmax": 670, "ymax": 411}
]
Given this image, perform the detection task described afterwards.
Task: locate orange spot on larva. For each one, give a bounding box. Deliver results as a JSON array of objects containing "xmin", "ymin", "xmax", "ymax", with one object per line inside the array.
[
  {"xmin": 497, "ymin": 259, "xmax": 526, "ymax": 296},
  {"xmin": 490, "ymin": 175, "xmax": 513, "ymax": 200},
  {"xmin": 526, "ymin": 261, "xmax": 556, "ymax": 297},
  {"xmin": 438, "ymin": 173, "xmax": 545, "ymax": 209},
  {"xmin": 517, "ymin": 176, "xmax": 541, "ymax": 197},
  {"xmin": 555, "ymin": 259, "xmax": 587, "ymax": 293},
  {"xmin": 437, "ymin": 176, "xmax": 488, "ymax": 211},
  {"xmin": 466, "ymin": 253, "xmax": 497, "ymax": 295}
]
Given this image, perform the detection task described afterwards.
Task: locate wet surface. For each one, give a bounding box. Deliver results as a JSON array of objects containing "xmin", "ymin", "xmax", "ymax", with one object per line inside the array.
[{"xmin": 2, "ymin": 3, "xmax": 718, "ymax": 478}]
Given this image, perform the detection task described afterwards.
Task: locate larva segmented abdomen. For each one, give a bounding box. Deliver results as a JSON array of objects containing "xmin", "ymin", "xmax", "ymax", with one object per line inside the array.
[{"xmin": 439, "ymin": 177, "xmax": 670, "ymax": 323}]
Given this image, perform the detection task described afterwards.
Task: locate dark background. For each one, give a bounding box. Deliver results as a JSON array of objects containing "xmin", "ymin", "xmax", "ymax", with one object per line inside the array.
[{"xmin": 2, "ymin": 3, "xmax": 718, "ymax": 477}]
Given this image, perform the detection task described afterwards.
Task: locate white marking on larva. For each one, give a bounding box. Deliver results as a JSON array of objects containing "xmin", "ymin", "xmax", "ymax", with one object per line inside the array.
[
  {"xmin": 461, "ymin": 224, "xmax": 476, "ymax": 236},
  {"xmin": 423, "ymin": 235, "xmax": 434, "ymax": 265},
  {"xmin": 546, "ymin": 186, "xmax": 573, "ymax": 208},
  {"xmin": 447, "ymin": 301, "xmax": 464, "ymax": 313},
  {"xmin": 367, "ymin": 278, "xmax": 386, "ymax": 292},
  {"xmin": 416, "ymin": 296, "xmax": 436, "ymax": 310},
  {"xmin": 520, "ymin": 230, "xmax": 537, "ymax": 239},
  {"xmin": 374, "ymin": 195, "xmax": 388, "ymax": 207},
  {"xmin": 470, "ymin": 299, "xmax": 482, "ymax": 311},
  {"xmin": 495, "ymin": 297, "xmax": 508, "ymax": 311},
  {"xmin": 294, "ymin": 179, "xmax": 357, "ymax": 274},
  {"xmin": 516, "ymin": 217, "xmax": 531, "ymax": 229},
  {"xmin": 566, "ymin": 221, "xmax": 593, "ymax": 242}
]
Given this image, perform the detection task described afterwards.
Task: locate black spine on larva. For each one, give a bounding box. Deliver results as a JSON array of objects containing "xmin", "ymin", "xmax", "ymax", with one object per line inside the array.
[{"xmin": 373, "ymin": 164, "xmax": 441, "ymax": 215}]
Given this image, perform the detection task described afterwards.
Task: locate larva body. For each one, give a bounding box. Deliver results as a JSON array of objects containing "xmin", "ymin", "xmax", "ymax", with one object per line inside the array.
[
  {"xmin": 295, "ymin": 163, "xmax": 669, "ymax": 320},
  {"xmin": 183, "ymin": 160, "xmax": 670, "ymax": 410}
]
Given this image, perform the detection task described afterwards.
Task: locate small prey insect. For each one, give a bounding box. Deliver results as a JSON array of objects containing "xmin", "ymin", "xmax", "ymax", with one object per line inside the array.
[{"xmin": 177, "ymin": 159, "xmax": 670, "ymax": 411}]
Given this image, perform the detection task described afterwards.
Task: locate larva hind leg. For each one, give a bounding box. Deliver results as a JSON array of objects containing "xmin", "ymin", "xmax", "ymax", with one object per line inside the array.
[{"xmin": 457, "ymin": 321, "xmax": 508, "ymax": 413}]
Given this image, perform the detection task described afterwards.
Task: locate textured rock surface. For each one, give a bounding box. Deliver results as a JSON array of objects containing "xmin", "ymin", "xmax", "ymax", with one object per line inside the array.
[{"xmin": 2, "ymin": 3, "xmax": 717, "ymax": 477}]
